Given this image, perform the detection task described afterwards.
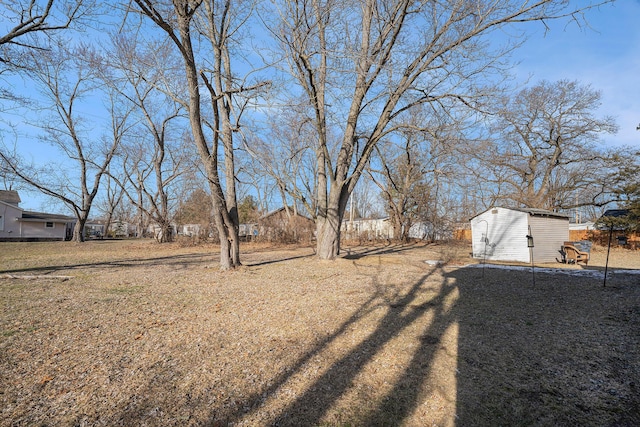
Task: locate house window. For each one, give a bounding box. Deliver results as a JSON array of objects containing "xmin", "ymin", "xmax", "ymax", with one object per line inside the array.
[
  {"xmin": 45, "ymin": 222, "xmax": 54, "ymax": 228},
  {"xmin": 0, "ymin": 215, "xmax": 3, "ymax": 231}
]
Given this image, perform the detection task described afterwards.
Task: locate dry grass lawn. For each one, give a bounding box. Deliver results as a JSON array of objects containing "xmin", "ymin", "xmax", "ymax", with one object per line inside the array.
[{"xmin": 1, "ymin": 240, "xmax": 639, "ymax": 426}]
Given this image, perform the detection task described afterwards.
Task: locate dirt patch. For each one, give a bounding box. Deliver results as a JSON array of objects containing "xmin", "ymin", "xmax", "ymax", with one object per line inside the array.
[{"xmin": 1, "ymin": 240, "xmax": 639, "ymax": 426}]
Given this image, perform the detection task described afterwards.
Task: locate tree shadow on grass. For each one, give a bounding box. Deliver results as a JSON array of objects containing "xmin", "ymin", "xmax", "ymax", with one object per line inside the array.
[
  {"xmin": 449, "ymin": 267, "xmax": 640, "ymax": 426},
  {"xmin": 244, "ymin": 253, "xmax": 315, "ymax": 267},
  {"xmin": 341, "ymin": 241, "xmax": 425, "ymax": 260},
  {"xmin": 2, "ymin": 245, "xmax": 320, "ymax": 275},
  {"xmin": 96, "ymin": 259, "xmax": 415, "ymax": 426},
  {"xmin": 210, "ymin": 260, "xmax": 458, "ymax": 426},
  {"xmin": 19, "ymin": 245, "xmax": 639, "ymax": 426},
  {"xmin": 217, "ymin": 262, "xmax": 640, "ymax": 426},
  {"xmin": 0, "ymin": 252, "xmax": 211, "ymax": 275}
]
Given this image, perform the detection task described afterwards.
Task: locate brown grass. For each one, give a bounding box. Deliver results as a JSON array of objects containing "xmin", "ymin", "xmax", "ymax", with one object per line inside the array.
[{"xmin": 1, "ymin": 240, "xmax": 639, "ymax": 426}]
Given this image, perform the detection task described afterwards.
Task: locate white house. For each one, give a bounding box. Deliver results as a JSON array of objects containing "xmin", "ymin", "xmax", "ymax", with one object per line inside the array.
[
  {"xmin": 0, "ymin": 190, "xmax": 75, "ymax": 241},
  {"xmin": 408, "ymin": 221, "xmax": 455, "ymax": 241},
  {"xmin": 470, "ymin": 207, "xmax": 569, "ymax": 263},
  {"xmin": 342, "ymin": 217, "xmax": 394, "ymax": 240}
]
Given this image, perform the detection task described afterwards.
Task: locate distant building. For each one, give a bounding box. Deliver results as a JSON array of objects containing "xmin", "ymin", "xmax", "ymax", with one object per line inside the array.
[
  {"xmin": 257, "ymin": 207, "xmax": 315, "ymax": 243},
  {"xmin": 569, "ymin": 221, "xmax": 595, "ymax": 231},
  {"xmin": 341, "ymin": 217, "xmax": 393, "ymax": 240},
  {"xmin": 597, "ymin": 209, "xmax": 631, "ymax": 231},
  {"xmin": 109, "ymin": 220, "xmax": 136, "ymax": 238},
  {"xmin": 239, "ymin": 223, "xmax": 259, "ymax": 240},
  {"xmin": 0, "ymin": 190, "xmax": 75, "ymax": 241}
]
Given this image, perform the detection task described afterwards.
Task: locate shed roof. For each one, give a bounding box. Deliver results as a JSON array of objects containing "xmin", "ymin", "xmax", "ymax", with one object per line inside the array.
[
  {"xmin": 470, "ymin": 207, "xmax": 569, "ymax": 221},
  {"xmin": 510, "ymin": 207, "xmax": 570, "ymax": 219}
]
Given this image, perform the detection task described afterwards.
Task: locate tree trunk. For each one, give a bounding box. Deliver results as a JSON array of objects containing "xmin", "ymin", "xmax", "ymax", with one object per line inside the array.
[
  {"xmin": 156, "ymin": 210, "xmax": 173, "ymax": 243},
  {"xmin": 103, "ymin": 209, "xmax": 113, "ymax": 240},
  {"xmin": 217, "ymin": 32, "xmax": 241, "ymax": 268},
  {"xmin": 229, "ymin": 226, "xmax": 240, "ymax": 266},
  {"xmin": 171, "ymin": 8, "xmax": 240, "ymax": 270},
  {"xmin": 135, "ymin": 187, "xmax": 145, "ymax": 238},
  {"xmin": 220, "ymin": 121, "xmax": 241, "ymax": 267},
  {"xmin": 158, "ymin": 221, "xmax": 173, "ymax": 243},
  {"xmin": 72, "ymin": 217, "xmax": 87, "ymax": 242},
  {"xmin": 316, "ymin": 214, "xmax": 341, "ymax": 260},
  {"xmin": 316, "ymin": 185, "xmax": 349, "ymax": 259},
  {"xmin": 393, "ymin": 214, "xmax": 410, "ymax": 243},
  {"xmin": 211, "ymin": 206, "xmax": 233, "ymax": 269}
]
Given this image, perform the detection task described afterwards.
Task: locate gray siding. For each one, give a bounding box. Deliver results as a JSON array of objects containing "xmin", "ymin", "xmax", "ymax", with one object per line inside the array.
[
  {"xmin": 19, "ymin": 221, "xmax": 66, "ymax": 240},
  {"xmin": 0, "ymin": 203, "xmax": 22, "ymax": 238},
  {"xmin": 528, "ymin": 215, "xmax": 569, "ymax": 263}
]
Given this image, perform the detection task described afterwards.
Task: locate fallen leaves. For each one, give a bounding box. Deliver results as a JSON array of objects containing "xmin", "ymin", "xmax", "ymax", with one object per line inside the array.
[
  {"xmin": 1, "ymin": 241, "xmax": 639, "ymax": 426},
  {"xmin": 39, "ymin": 375, "xmax": 54, "ymax": 386}
]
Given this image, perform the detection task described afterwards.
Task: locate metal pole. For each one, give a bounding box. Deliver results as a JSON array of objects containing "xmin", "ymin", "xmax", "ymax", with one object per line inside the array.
[
  {"xmin": 478, "ymin": 220, "xmax": 488, "ymax": 278},
  {"xmin": 530, "ymin": 247, "xmax": 536, "ymax": 285},
  {"xmin": 604, "ymin": 225, "xmax": 613, "ymax": 287},
  {"xmin": 483, "ymin": 235, "xmax": 487, "ymax": 278},
  {"xmin": 528, "ymin": 225, "xmax": 535, "ymax": 286}
]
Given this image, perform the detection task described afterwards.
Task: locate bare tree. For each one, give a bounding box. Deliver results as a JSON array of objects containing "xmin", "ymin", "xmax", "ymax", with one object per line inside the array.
[
  {"xmin": 480, "ymin": 79, "xmax": 618, "ymax": 210},
  {"xmin": 369, "ymin": 104, "xmax": 464, "ymax": 241},
  {"xmin": 615, "ymin": 153, "xmax": 640, "ymax": 231},
  {"xmin": 590, "ymin": 147, "xmax": 640, "ymax": 226},
  {"xmin": 348, "ymin": 174, "xmax": 382, "ymax": 220},
  {"xmin": 119, "ymin": 131, "xmax": 191, "ymax": 242},
  {"xmin": 104, "ymin": 33, "xmax": 189, "ymax": 242},
  {"xmin": 244, "ymin": 104, "xmax": 319, "ymax": 218},
  {"xmin": 93, "ymin": 167, "xmax": 125, "ymax": 237},
  {"xmin": 130, "ymin": 0, "xmax": 265, "ymax": 269},
  {"xmin": 0, "ymin": 0, "xmax": 87, "ymax": 68},
  {"xmin": 371, "ymin": 129, "xmax": 429, "ymax": 242},
  {"xmin": 0, "ymin": 0, "xmax": 92, "ymax": 151},
  {"xmin": 267, "ymin": 0, "xmax": 613, "ymax": 259},
  {"xmin": 0, "ymin": 143, "xmax": 21, "ymax": 190},
  {"xmin": 0, "ymin": 43, "xmax": 130, "ymax": 241}
]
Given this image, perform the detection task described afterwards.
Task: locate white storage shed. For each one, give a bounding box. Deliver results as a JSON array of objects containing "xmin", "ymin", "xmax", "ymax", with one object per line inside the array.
[{"xmin": 470, "ymin": 207, "xmax": 569, "ymax": 263}]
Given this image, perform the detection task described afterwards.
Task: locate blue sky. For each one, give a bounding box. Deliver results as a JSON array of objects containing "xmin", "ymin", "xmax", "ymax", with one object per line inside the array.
[
  {"xmin": 6, "ymin": 0, "xmax": 640, "ymax": 212},
  {"xmin": 511, "ymin": 0, "xmax": 640, "ymax": 148}
]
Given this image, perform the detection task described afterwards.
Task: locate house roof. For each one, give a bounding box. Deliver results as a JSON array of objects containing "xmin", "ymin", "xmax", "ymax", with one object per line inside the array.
[
  {"xmin": 601, "ymin": 209, "xmax": 629, "ymax": 218},
  {"xmin": 0, "ymin": 190, "xmax": 21, "ymax": 205},
  {"xmin": 260, "ymin": 207, "xmax": 313, "ymax": 221},
  {"xmin": 596, "ymin": 209, "xmax": 631, "ymax": 231},
  {"xmin": 19, "ymin": 211, "xmax": 75, "ymax": 223}
]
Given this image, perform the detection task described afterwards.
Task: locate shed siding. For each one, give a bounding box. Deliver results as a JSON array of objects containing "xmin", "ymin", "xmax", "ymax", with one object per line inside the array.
[
  {"xmin": 471, "ymin": 208, "xmax": 530, "ymax": 263},
  {"xmin": 471, "ymin": 207, "xmax": 569, "ymax": 264},
  {"xmin": 528, "ymin": 215, "xmax": 569, "ymax": 263}
]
